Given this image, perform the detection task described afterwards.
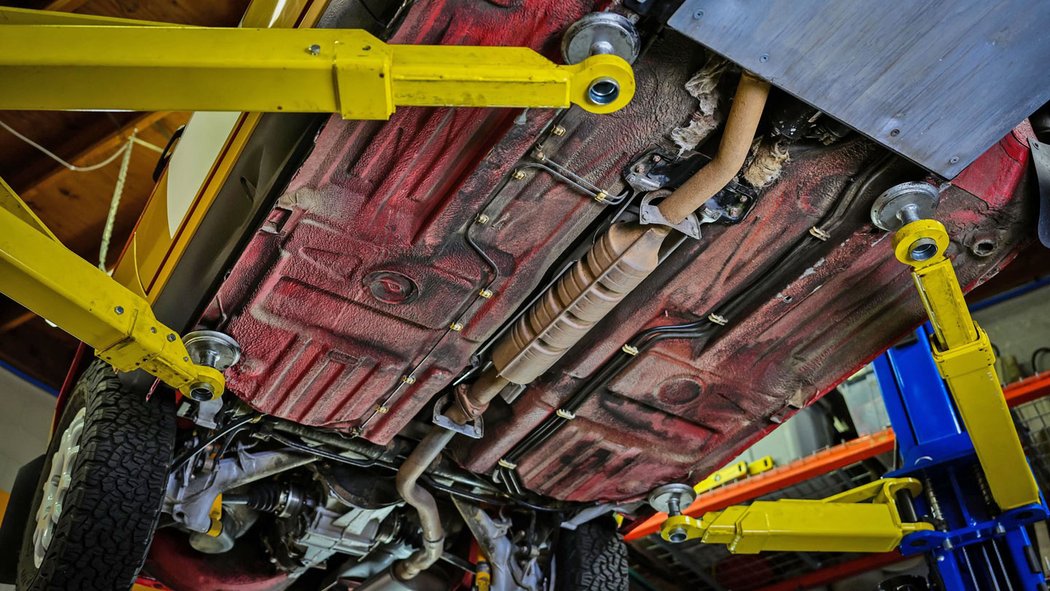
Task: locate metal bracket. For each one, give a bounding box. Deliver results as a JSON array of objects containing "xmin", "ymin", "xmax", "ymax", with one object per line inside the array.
[
  {"xmin": 177, "ymin": 398, "xmax": 224, "ymax": 429},
  {"xmin": 1029, "ymin": 139, "xmax": 1050, "ymax": 247},
  {"xmin": 639, "ymin": 190, "xmax": 701, "ymax": 239},
  {"xmin": 432, "ymin": 394, "xmax": 484, "ymax": 439}
]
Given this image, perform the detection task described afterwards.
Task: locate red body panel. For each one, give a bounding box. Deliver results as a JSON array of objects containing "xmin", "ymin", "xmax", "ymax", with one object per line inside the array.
[
  {"xmin": 213, "ymin": 0, "xmax": 1035, "ymax": 503},
  {"xmin": 213, "ymin": 0, "xmax": 701, "ymax": 444}
]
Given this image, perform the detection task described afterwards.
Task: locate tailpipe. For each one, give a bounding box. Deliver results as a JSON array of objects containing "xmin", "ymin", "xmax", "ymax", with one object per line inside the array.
[{"xmin": 393, "ymin": 428, "xmax": 455, "ymax": 580}]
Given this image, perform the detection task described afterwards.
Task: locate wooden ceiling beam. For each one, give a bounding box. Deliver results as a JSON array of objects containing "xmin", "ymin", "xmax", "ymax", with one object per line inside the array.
[
  {"xmin": 14, "ymin": 110, "xmax": 189, "ymax": 260},
  {"xmin": 0, "ymin": 0, "xmax": 250, "ymax": 386},
  {"xmin": 44, "ymin": 0, "xmax": 90, "ymax": 11}
]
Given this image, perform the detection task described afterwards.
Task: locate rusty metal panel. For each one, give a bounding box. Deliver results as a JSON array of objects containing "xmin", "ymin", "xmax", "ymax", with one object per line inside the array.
[{"xmin": 669, "ymin": 0, "xmax": 1050, "ymax": 178}]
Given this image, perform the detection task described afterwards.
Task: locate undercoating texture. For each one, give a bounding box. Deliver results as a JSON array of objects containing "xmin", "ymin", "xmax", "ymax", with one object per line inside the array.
[
  {"xmin": 212, "ymin": 1, "xmax": 703, "ymax": 445},
  {"xmin": 210, "ymin": 0, "xmax": 1037, "ymax": 504}
]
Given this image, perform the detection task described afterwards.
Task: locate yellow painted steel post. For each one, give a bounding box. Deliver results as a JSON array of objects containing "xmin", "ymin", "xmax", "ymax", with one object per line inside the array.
[
  {"xmin": 0, "ymin": 15, "xmax": 635, "ymax": 119},
  {"xmin": 0, "ymin": 180, "xmax": 224, "ymax": 398},
  {"xmin": 891, "ymin": 220, "xmax": 1041, "ymax": 510},
  {"xmin": 661, "ymin": 478, "xmax": 933, "ymax": 552}
]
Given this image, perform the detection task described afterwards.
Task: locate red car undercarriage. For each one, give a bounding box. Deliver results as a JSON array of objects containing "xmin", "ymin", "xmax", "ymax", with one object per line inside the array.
[{"xmin": 209, "ymin": 0, "xmax": 1032, "ymax": 503}]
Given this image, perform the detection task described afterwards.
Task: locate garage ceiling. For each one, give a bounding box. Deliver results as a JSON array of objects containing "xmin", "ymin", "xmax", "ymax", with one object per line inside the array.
[{"xmin": 0, "ymin": 0, "xmax": 250, "ymax": 388}]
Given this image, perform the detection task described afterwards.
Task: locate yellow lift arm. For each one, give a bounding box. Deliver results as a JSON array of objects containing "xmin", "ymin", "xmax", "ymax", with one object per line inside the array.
[
  {"xmin": 0, "ymin": 8, "xmax": 634, "ymax": 120},
  {"xmin": 0, "ymin": 7, "xmax": 635, "ymax": 399},
  {"xmin": 893, "ymin": 219, "xmax": 1040, "ymax": 510},
  {"xmin": 661, "ymin": 478, "xmax": 933, "ymax": 553}
]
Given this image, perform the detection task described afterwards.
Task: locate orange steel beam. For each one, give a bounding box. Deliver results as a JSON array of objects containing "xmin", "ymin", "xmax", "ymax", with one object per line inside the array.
[
  {"xmin": 1003, "ymin": 371, "xmax": 1050, "ymax": 407},
  {"xmin": 625, "ymin": 373, "xmax": 1050, "ymax": 541}
]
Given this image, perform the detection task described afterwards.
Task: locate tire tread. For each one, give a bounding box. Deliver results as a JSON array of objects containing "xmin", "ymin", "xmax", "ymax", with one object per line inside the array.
[
  {"xmin": 556, "ymin": 516, "xmax": 629, "ymax": 591},
  {"xmin": 18, "ymin": 362, "xmax": 174, "ymax": 591}
]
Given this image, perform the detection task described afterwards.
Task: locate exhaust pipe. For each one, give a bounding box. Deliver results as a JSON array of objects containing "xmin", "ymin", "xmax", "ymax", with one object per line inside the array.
[
  {"xmin": 657, "ymin": 72, "xmax": 770, "ymax": 224},
  {"xmin": 392, "ymin": 428, "xmax": 455, "ymax": 581},
  {"xmin": 391, "ymin": 71, "xmax": 770, "ymax": 582}
]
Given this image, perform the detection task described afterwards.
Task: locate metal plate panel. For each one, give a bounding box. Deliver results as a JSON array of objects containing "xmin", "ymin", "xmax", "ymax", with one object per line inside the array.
[{"xmin": 669, "ymin": 0, "xmax": 1050, "ymax": 178}]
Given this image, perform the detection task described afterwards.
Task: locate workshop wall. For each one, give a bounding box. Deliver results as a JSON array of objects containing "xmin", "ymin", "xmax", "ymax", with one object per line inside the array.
[
  {"xmin": 973, "ymin": 283, "xmax": 1050, "ymax": 378},
  {"xmin": 0, "ymin": 366, "xmax": 54, "ymax": 494}
]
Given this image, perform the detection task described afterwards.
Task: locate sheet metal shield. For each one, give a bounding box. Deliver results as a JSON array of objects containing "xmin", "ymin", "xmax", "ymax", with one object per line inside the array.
[{"xmin": 669, "ymin": 0, "xmax": 1050, "ymax": 178}]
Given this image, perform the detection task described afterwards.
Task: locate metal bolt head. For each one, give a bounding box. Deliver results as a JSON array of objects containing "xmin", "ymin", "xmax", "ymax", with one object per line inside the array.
[
  {"xmin": 511, "ymin": 169, "xmax": 527, "ymax": 180},
  {"xmin": 449, "ymin": 322, "xmax": 464, "ymax": 332},
  {"xmin": 167, "ymin": 333, "xmax": 177, "ymax": 342},
  {"xmin": 693, "ymin": 9, "xmax": 704, "ymax": 19},
  {"xmin": 306, "ymin": 44, "xmax": 321, "ymax": 56},
  {"xmin": 759, "ymin": 53, "xmax": 769, "ymax": 63},
  {"xmin": 667, "ymin": 526, "xmax": 689, "ymax": 544},
  {"xmin": 648, "ymin": 483, "xmax": 697, "ymax": 514},
  {"xmin": 476, "ymin": 214, "xmax": 490, "ymax": 225},
  {"xmin": 561, "ymin": 12, "xmax": 640, "ymax": 65},
  {"xmin": 870, "ymin": 182, "xmax": 940, "ymax": 232},
  {"xmin": 551, "ymin": 125, "xmax": 566, "ymax": 137},
  {"xmin": 114, "ymin": 306, "xmax": 125, "ymax": 315}
]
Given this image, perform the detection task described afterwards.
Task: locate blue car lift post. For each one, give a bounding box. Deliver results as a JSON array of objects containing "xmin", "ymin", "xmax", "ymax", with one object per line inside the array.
[{"xmin": 875, "ymin": 327, "xmax": 1050, "ymax": 590}]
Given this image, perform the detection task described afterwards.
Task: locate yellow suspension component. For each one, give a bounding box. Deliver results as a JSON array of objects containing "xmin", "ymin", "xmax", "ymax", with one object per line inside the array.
[
  {"xmin": 893, "ymin": 219, "xmax": 1040, "ymax": 510},
  {"xmin": 0, "ymin": 9, "xmax": 635, "ymax": 120},
  {"xmin": 661, "ymin": 478, "xmax": 933, "ymax": 553},
  {"xmin": 206, "ymin": 494, "xmax": 224, "ymax": 538},
  {"xmin": 0, "ymin": 178, "xmax": 224, "ymax": 399}
]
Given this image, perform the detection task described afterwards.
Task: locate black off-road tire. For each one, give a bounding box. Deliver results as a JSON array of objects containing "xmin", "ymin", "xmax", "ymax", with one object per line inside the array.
[
  {"xmin": 556, "ymin": 516, "xmax": 629, "ymax": 591},
  {"xmin": 17, "ymin": 361, "xmax": 176, "ymax": 591}
]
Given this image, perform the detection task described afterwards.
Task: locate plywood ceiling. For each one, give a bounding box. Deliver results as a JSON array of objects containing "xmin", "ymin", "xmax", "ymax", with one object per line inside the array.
[{"xmin": 0, "ymin": 0, "xmax": 251, "ymax": 388}]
